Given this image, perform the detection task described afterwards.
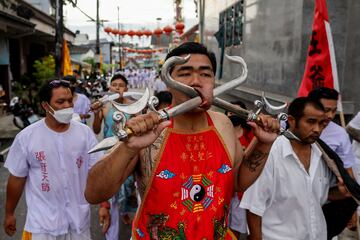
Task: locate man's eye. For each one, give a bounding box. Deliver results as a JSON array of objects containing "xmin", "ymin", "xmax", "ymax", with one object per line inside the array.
[
  {"xmin": 178, "ymin": 73, "xmax": 190, "ymax": 77},
  {"xmin": 200, "ymin": 73, "xmax": 212, "ymax": 77}
]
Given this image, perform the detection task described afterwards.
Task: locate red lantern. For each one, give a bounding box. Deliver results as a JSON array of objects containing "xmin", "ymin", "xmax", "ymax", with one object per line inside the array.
[
  {"xmin": 163, "ymin": 25, "xmax": 173, "ymax": 36},
  {"xmin": 118, "ymin": 30, "xmax": 127, "ymax": 36},
  {"xmin": 104, "ymin": 27, "xmax": 112, "ymax": 34},
  {"xmin": 175, "ymin": 22, "xmax": 185, "ymax": 33},
  {"xmin": 127, "ymin": 30, "xmax": 135, "ymax": 38},
  {"xmin": 154, "ymin": 28, "xmax": 163, "ymax": 37},
  {"xmin": 143, "ymin": 29, "xmax": 153, "ymax": 37},
  {"xmin": 135, "ymin": 30, "xmax": 143, "ymax": 38},
  {"xmin": 111, "ymin": 29, "xmax": 120, "ymax": 35}
]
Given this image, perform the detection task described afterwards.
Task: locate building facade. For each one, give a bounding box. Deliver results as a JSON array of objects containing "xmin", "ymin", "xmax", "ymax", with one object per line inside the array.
[
  {"xmin": 203, "ymin": 0, "xmax": 360, "ymax": 115},
  {"xmin": 0, "ymin": 0, "xmax": 74, "ymax": 104}
]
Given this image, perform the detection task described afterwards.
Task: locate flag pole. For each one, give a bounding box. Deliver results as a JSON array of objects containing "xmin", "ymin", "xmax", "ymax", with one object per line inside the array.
[{"xmin": 324, "ymin": 21, "xmax": 346, "ymax": 127}]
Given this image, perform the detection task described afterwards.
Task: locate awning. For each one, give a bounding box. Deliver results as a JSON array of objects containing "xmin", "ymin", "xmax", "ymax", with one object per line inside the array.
[{"xmin": 0, "ymin": 10, "xmax": 35, "ymax": 30}]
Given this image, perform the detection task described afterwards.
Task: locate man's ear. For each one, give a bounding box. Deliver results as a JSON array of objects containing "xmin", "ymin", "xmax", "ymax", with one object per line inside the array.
[
  {"xmin": 41, "ymin": 102, "xmax": 49, "ymax": 112},
  {"xmin": 287, "ymin": 115, "xmax": 295, "ymax": 128}
]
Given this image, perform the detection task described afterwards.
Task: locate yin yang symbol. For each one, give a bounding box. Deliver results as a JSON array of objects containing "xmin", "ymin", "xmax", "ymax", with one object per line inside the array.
[{"xmin": 190, "ymin": 184, "xmax": 205, "ymax": 202}]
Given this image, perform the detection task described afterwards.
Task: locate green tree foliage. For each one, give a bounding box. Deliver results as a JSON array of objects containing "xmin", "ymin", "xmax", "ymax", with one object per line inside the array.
[
  {"xmin": 33, "ymin": 55, "xmax": 56, "ymax": 83},
  {"xmin": 13, "ymin": 55, "xmax": 56, "ymax": 113}
]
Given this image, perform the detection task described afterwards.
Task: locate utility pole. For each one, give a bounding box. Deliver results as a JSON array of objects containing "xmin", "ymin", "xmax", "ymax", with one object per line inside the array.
[
  {"xmin": 117, "ymin": 6, "xmax": 122, "ymax": 70},
  {"xmin": 197, "ymin": 0, "xmax": 205, "ymax": 44},
  {"xmin": 55, "ymin": 0, "xmax": 64, "ymax": 78},
  {"xmin": 95, "ymin": 0, "xmax": 100, "ymax": 74}
]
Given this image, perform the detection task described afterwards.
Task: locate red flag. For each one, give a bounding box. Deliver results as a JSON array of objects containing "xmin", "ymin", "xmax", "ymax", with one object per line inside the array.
[{"xmin": 297, "ymin": 0, "xmax": 340, "ymax": 103}]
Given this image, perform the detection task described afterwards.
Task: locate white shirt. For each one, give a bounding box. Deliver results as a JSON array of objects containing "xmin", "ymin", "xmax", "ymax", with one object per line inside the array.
[
  {"xmin": 348, "ymin": 112, "xmax": 360, "ymax": 214},
  {"xmin": 73, "ymin": 93, "xmax": 91, "ymax": 123},
  {"xmin": 153, "ymin": 78, "xmax": 167, "ymax": 93},
  {"xmin": 320, "ymin": 121, "xmax": 355, "ymax": 168},
  {"xmin": 5, "ymin": 119, "xmax": 102, "ymax": 236},
  {"xmin": 240, "ymin": 136, "xmax": 332, "ymax": 240},
  {"xmin": 348, "ymin": 112, "xmax": 360, "ymax": 161}
]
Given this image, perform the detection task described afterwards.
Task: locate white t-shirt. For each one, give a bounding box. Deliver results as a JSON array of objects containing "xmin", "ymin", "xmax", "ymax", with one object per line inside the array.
[
  {"xmin": 73, "ymin": 93, "xmax": 91, "ymax": 121},
  {"xmin": 240, "ymin": 136, "xmax": 332, "ymax": 240},
  {"xmin": 153, "ymin": 78, "xmax": 167, "ymax": 93},
  {"xmin": 320, "ymin": 121, "xmax": 355, "ymax": 168},
  {"xmin": 348, "ymin": 112, "xmax": 360, "ymax": 161},
  {"xmin": 348, "ymin": 112, "xmax": 360, "ymax": 214},
  {"xmin": 4, "ymin": 119, "xmax": 103, "ymax": 236}
]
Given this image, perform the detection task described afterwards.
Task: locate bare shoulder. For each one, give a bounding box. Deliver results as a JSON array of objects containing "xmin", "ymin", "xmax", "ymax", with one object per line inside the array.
[
  {"xmin": 207, "ymin": 110, "xmax": 234, "ymax": 136},
  {"xmin": 207, "ymin": 110, "xmax": 237, "ymax": 160}
]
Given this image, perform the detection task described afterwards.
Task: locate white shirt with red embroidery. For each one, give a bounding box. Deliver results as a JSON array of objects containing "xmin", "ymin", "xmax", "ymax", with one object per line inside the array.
[{"xmin": 4, "ymin": 119, "xmax": 103, "ymax": 236}]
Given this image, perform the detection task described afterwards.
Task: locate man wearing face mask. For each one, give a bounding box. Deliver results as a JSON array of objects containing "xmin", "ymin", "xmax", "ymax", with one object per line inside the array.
[{"xmin": 3, "ymin": 79, "xmax": 102, "ymax": 239}]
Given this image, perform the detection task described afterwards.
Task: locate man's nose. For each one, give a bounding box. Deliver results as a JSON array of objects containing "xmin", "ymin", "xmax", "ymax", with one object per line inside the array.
[
  {"xmin": 190, "ymin": 73, "xmax": 201, "ymax": 86},
  {"xmin": 313, "ymin": 123, "xmax": 321, "ymax": 133}
]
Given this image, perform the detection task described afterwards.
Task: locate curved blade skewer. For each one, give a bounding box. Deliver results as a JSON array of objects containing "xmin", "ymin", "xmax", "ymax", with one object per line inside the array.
[
  {"xmin": 88, "ymin": 136, "xmax": 118, "ymax": 154},
  {"xmin": 161, "ymin": 55, "xmax": 196, "ymax": 96},
  {"xmin": 111, "ymin": 88, "xmax": 150, "ymax": 114},
  {"xmin": 213, "ymin": 55, "xmax": 248, "ymax": 96},
  {"xmin": 261, "ymin": 92, "xmax": 288, "ymax": 115},
  {"xmin": 161, "ymin": 54, "xmax": 248, "ymax": 98}
]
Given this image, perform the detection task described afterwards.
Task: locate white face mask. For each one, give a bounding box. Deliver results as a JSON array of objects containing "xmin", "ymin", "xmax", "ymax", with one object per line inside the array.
[{"xmin": 48, "ymin": 104, "xmax": 74, "ymax": 124}]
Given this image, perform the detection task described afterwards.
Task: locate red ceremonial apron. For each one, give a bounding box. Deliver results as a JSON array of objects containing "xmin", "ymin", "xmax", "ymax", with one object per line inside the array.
[{"xmin": 132, "ymin": 113, "xmax": 235, "ymax": 240}]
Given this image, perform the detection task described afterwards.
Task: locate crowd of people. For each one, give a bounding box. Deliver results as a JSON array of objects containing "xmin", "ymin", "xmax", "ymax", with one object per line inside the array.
[{"xmin": 3, "ymin": 42, "xmax": 360, "ymax": 240}]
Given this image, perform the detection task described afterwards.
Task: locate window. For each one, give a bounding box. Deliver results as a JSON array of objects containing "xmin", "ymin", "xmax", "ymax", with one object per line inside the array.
[{"xmin": 219, "ymin": 0, "xmax": 244, "ymax": 47}]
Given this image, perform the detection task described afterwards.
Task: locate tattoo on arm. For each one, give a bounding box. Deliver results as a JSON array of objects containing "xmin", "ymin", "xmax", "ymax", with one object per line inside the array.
[{"xmin": 243, "ymin": 150, "xmax": 269, "ymax": 172}]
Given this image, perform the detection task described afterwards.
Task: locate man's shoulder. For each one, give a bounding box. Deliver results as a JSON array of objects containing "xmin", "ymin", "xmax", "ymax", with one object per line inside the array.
[
  {"xmin": 208, "ymin": 110, "xmax": 229, "ymax": 121},
  {"xmin": 269, "ymin": 136, "xmax": 290, "ymax": 157},
  {"xmin": 326, "ymin": 121, "xmax": 346, "ymax": 133},
  {"xmin": 17, "ymin": 119, "xmax": 45, "ymax": 137},
  {"xmin": 71, "ymin": 120, "xmax": 92, "ymax": 131}
]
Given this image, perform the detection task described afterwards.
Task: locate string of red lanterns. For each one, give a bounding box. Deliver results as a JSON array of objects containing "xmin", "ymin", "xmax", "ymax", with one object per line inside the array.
[
  {"xmin": 103, "ymin": 21, "xmax": 185, "ymax": 38},
  {"xmin": 123, "ymin": 47, "xmax": 165, "ymax": 54}
]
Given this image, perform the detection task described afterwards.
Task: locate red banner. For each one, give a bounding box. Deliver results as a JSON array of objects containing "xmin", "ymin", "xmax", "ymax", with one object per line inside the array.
[{"xmin": 298, "ymin": 0, "xmax": 335, "ymax": 97}]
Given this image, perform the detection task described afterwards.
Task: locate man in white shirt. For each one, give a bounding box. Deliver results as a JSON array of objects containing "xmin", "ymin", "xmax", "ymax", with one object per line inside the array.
[
  {"xmin": 308, "ymin": 87, "xmax": 357, "ymax": 238},
  {"xmin": 308, "ymin": 87, "xmax": 356, "ymax": 172},
  {"xmin": 64, "ymin": 75, "xmax": 91, "ymax": 124},
  {"xmin": 241, "ymin": 97, "xmax": 345, "ymax": 240},
  {"xmin": 3, "ymin": 79, "xmax": 102, "ymax": 239},
  {"xmin": 346, "ymin": 112, "xmax": 360, "ymax": 239},
  {"xmin": 153, "ymin": 75, "xmax": 167, "ymax": 95}
]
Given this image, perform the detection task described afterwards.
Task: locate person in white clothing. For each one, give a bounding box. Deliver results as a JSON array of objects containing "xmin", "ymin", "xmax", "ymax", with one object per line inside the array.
[
  {"xmin": 153, "ymin": 75, "xmax": 167, "ymax": 95},
  {"xmin": 3, "ymin": 79, "xmax": 102, "ymax": 239},
  {"xmin": 64, "ymin": 75, "xmax": 91, "ymax": 124},
  {"xmin": 241, "ymin": 97, "xmax": 347, "ymax": 240},
  {"xmin": 308, "ymin": 87, "xmax": 356, "ymax": 173},
  {"xmin": 346, "ymin": 112, "xmax": 360, "ymax": 239},
  {"xmin": 308, "ymin": 87, "xmax": 357, "ymax": 238}
]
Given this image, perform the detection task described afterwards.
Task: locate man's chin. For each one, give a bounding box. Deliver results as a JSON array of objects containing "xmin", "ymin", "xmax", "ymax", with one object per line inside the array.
[{"xmin": 305, "ymin": 136, "xmax": 319, "ymax": 144}]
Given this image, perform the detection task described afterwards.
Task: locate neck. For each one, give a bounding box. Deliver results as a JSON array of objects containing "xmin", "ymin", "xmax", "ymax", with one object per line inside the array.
[
  {"xmin": 173, "ymin": 111, "xmax": 208, "ymax": 131},
  {"xmin": 290, "ymin": 138, "xmax": 311, "ymax": 154},
  {"xmin": 45, "ymin": 115, "xmax": 70, "ymax": 132}
]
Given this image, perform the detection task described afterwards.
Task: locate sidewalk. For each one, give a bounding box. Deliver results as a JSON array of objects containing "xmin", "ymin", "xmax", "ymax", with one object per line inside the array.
[
  {"xmin": 0, "ymin": 114, "xmax": 20, "ymax": 162},
  {"xmin": 0, "ymin": 113, "xmax": 20, "ymax": 139}
]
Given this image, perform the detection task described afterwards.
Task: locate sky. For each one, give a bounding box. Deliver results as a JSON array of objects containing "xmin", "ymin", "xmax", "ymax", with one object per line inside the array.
[{"xmin": 63, "ymin": 0, "xmax": 198, "ymax": 41}]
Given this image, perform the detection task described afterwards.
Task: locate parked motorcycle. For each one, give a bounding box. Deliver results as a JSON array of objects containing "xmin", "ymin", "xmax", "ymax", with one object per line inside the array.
[{"xmin": 10, "ymin": 97, "xmax": 41, "ymax": 129}]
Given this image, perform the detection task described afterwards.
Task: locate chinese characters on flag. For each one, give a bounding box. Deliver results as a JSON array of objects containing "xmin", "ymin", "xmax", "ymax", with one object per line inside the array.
[{"xmin": 297, "ymin": 0, "xmax": 341, "ymax": 105}]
